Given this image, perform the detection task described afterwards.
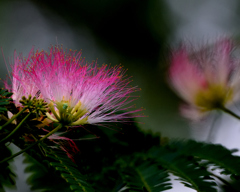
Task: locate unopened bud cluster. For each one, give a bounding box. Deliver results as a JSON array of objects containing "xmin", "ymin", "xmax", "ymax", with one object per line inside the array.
[{"xmin": 20, "ymin": 95, "xmax": 47, "ymax": 116}]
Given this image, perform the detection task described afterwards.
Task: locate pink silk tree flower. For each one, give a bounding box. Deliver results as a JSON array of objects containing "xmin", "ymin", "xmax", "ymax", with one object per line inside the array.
[
  {"xmin": 4, "ymin": 49, "xmax": 40, "ymax": 107},
  {"xmin": 22, "ymin": 46, "xmax": 142, "ymax": 126},
  {"xmin": 169, "ymin": 39, "xmax": 240, "ymax": 120}
]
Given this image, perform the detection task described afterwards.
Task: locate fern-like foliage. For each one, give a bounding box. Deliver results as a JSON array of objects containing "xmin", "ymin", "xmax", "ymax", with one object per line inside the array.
[
  {"xmin": 168, "ymin": 140, "xmax": 240, "ymax": 179},
  {"xmin": 4, "ymin": 115, "xmax": 240, "ymax": 192},
  {"xmin": 118, "ymin": 158, "xmax": 172, "ymax": 192},
  {"xmin": 148, "ymin": 146, "xmax": 218, "ymax": 192},
  {"xmin": 45, "ymin": 147, "xmax": 94, "ymax": 192},
  {"xmin": 0, "ymin": 88, "xmax": 12, "ymax": 114},
  {"xmin": 23, "ymin": 151, "xmax": 71, "ymax": 192},
  {"xmin": 0, "ymin": 145, "xmax": 16, "ymax": 192},
  {"xmin": 72, "ymin": 123, "xmax": 163, "ymax": 191}
]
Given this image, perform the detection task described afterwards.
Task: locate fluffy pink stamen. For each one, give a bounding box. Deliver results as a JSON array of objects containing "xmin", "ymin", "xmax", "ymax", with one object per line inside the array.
[
  {"xmin": 169, "ymin": 48, "xmax": 207, "ymax": 104},
  {"xmin": 10, "ymin": 46, "xmax": 143, "ymax": 124}
]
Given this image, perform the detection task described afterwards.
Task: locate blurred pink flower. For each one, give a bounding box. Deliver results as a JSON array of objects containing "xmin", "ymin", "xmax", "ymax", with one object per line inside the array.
[
  {"xmin": 169, "ymin": 39, "xmax": 240, "ymax": 120},
  {"xmin": 13, "ymin": 46, "xmax": 142, "ymax": 126}
]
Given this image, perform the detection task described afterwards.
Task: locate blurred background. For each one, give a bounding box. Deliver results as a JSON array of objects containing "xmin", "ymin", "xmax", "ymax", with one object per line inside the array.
[{"xmin": 1, "ymin": 0, "xmax": 240, "ymax": 191}]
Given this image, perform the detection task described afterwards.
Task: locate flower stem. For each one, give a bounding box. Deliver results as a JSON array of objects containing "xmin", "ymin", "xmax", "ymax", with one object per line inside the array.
[
  {"xmin": 0, "ymin": 112, "xmax": 32, "ymax": 144},
  {"xmin": 0, "ymin": 107, "xmax": 27, "ymax": 130},
  {"xmin": 219, "ymin": 106, "xmax": 240, "ymax": 120},
  {"xmin": 0, "ymin": 124, "xmax": 62, "ymax": 164}
]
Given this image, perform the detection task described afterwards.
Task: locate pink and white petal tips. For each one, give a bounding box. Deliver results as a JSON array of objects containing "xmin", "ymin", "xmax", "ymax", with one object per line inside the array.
[
  {"xmin": 180, "ymin": 104, "xmax": 206, "ymax": 121},
  {"xmin": 168, "ymin": 38, "xmax": 240, "ymax": 120},
  {"xmin": 78, "ymin": 64, "xmax": 141, "ymax": 124},
  {"xmin": 202, "ymin": 39, "xmax": 233, "ymax": 86},
  {"xmin": 4, "ymin": 49, "xmax": 40, "ymax": 107},
  {"xmin": 169, "ymin": 48, "xmax": 207, "ymax": 106},
  {"xmin": 24, "ymin": 46, "xmax": 143, "ymax": 126}
]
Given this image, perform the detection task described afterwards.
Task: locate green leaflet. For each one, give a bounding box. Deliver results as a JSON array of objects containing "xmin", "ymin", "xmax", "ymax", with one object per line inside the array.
[
  {"xmin": 0, "ymin": 145, "xmax": 16, "ymax": 191},
  {"xmin": 148, "ymin": 146, "xmax": 218, "ymax": 192},
  {"xmin": 168, "ymin": 140, "xmax": 240, "ymax": 177},
  {"xmin": 0, "ymin": 89, "xmax": 12, "ymax": 114},
  {"xmin": 119, "ymin": 159, "xmax": 172, "ymax": 192},
  {"xmin": 45, "ymin": 148, "xmax": 95, "ymax": 192},
  {"xmin": 23, "ymin": 152, "xmax": 71, "ymax": 192}
]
